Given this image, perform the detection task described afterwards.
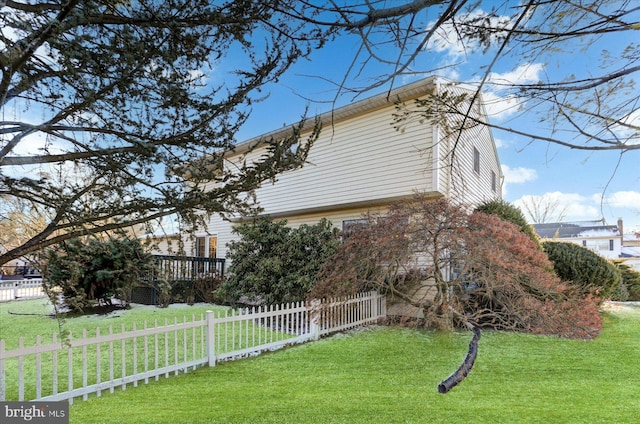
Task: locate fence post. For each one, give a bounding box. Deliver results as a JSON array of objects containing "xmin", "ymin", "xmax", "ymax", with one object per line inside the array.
[
  {"xmin": 206, "ymin": 310, "xmax": 216, "ymax": 367},
  {"xmin": 309, "ymin": 300, "xmax": 321, "ymax": 340}
]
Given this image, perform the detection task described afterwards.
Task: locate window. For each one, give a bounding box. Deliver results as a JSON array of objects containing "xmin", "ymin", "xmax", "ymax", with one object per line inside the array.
[
  {"xmin": 195, "ymin": 236, "xmax": 217, "ymax": 273},
  {"xmin": 341, "ymin": 216, "xmax": 409, "ymax": 242},
  {"xmin": 195, "ymin": 236, "xmax": 217, "ymax": 258},
  {"xmin": 209, "ymin": 237, "xmax": 218, "ymax": 258},
  {"xmin": 473, "ymin": 147, "xmax": 480, "ymax": 175},
  {"xmin": 585, "ymin": 239, "xmax": 613, "ymax": 252},
  {"xmin": 491, "ymin": 170, "xmax": 497, "ymax": 192},
  {"xmin": 195, "ymin": 237, "xmax": 206, "ymax": 257},
  {"xmin": 342, "ymin": 219, "xmax": 369, "ymax": 240}
]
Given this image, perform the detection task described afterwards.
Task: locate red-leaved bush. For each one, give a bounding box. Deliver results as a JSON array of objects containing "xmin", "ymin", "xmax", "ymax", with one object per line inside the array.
[
  {"xmin": 312, "ymin": 195, "xmax": 602, "ymax": 339},
  {"xmin": 463, "ymin": 212, "xmax": 601, "ymax": 339}
]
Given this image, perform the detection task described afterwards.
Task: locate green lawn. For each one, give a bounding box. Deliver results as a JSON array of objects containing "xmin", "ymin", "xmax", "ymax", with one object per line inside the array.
[
  {"xmin": 0, "ymin": 299, "xmax": 228, "ymax": 348},
  {"xmin": 66, "ymin": 303, "xmax": 639, "ymax": 424},
  {"xmin": 0, "ymin": 299, "xmax": 233, "ymax": 401},
  {"xmin": 2, "ymin": 300, "xmax": 639, "ymax": 423},
  {"xmin": 1, "ymin": 299, "xmax": 297, "ymax": 402}
]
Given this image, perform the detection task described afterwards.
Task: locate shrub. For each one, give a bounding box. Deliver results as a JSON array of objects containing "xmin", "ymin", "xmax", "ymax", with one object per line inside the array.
[
  {"xmin": 217, "ymin": 216, "xmax": 340, "ymax": 305},
  {"xmin": 614, "ymin": 261, "xmax": 640, "ymax": 301},
  {"xmin": 44, "ymin": 235, "xmax": 155, "ymax": 312},
  {"xmin": 542, "ymin": 241, "xmax": 623, "ymax": 301},
  {"xmin": 475, "ymin": 199, "xmax": 539, "ymax": 244},
  {"xmin": 464, "ymin": 213, "xmax": 601, "ymax": 339},
  {"xmin": 313, "ymin": 195, "xmax": 602, "ymax": 339},
  {"xmin": 311, "ymin": 209, "xmax": 415, "ymax": 302}
]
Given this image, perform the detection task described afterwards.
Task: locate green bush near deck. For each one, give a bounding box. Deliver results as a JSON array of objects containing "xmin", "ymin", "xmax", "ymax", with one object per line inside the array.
[
  {"xmin": 44, "ymin": 236, "xmax": 155, "ymax": 312},
  {"xmin": 217, "ymin": 216, "xmax": 339, "ymax": 306},
  {"xmin": 614, "ymin": 261, "xmax": 640, "ymax": 301}
]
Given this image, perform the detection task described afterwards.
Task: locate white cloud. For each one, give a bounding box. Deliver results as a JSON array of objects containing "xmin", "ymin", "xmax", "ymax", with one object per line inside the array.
[
  {"xmin": 487, "ymin": 63, "xmax": 545, "ymax": 86},
  {"xmin": 512, "ymin": 191, "xmax": 640, "ymax": 229},
  {"xmin": 500, "ymin": 164, "xmax": 537, "ymax": 197},
  {"xmin": 4, "ymin": 132, "xmax": 44, "ymax": 156},
  {"xmin": 425, "ymin": 7, "xmax": 546, "ymax": 122},
  {"xmin": 501, "ymin": 164, "xmax": 537, "ymax": 184},
  {"xmin": 1, "ymin": 127, "xmax": 74, "ymax": 181},
  {"xmin": 427, "ymin": 9, "xmax": 514, "ymax": 58},
  {"xmin": 601, "ymin": 191, "xmax": 640, "ymax": 211},
  {"xmin": 513, "ymin": 192, "xmax": 600, "ymax": 222},
  {"xmin": 481, "ymin": 91, "xmax": 523, "ymax": 120},
  {"xmin": 480, "ymin": 63, "xmax": 545, "ymax": 120},
  {"xmin": 610, "ymin": 109, "xmax": 640, "ymax": 146},
  {"xmin": 493, "ymin": 137, "xmax": 507, "ymax": 149}
]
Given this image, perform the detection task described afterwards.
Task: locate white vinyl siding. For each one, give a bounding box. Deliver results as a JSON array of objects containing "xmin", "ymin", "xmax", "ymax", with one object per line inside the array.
[
  {"xmin": 232, "ymin": 104, "xmax": 434, "ymax": 216},
  {"xmin": 439, "ymin": 84, "xmax": 502, "ymax": 207},
  {"xmin": 449, "ymin": 125, "xmax": 500, "ymax": 206},
  {"xmin": 473, "ymin": 147, "xmax": 480, "ymax": 174},
  {"xmin": 169, "ymin": 77, "xmax": 504, "ymax": 261},
  {"xmin": 204, "ymin": 205, "xmax": 392, "ymax": 260}
]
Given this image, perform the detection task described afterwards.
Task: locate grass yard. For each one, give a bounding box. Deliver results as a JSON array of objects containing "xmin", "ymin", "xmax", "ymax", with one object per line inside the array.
[
  {"xmin": 0, "ymin": 299, "xmax": 236, "ymax": 401},
  {"xmin": 66, "ymin": 303, "xmax": 639, "ymax": 424},
  {"xmin": 2, "ymin": 300, "xmax": 639, "ymax": 423},
  {"xmin": 0, "ymin": 299, "xmax": 229, "ymax": 348}
]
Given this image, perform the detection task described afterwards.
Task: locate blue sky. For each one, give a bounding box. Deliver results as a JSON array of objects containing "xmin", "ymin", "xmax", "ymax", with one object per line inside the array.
[
  {"xmin": 229, "ymin": 3, "xmax": 640, "ymax": 233},
  {"xmin": 4, "ymin": 2, "xmax": 639, "ymax": 234}
]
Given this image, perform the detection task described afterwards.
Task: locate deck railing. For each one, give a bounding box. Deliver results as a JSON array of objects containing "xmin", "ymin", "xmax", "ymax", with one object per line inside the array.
[
  {"xmin": 133, "ymin": 255, "xmax": 226, "ymax": 305},
  {"xmin": 0, "ymin": 279, "xmax": 46, "ymax": 302},
  {"xmin": 144, "ymin": 255, "xmax": 225, "ymax": 281}
]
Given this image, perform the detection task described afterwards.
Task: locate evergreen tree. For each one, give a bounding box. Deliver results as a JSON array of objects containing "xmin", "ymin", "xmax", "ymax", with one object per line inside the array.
[{"xmin": 218, "ymin": 217, "xmax": 339, "ymax": 305}]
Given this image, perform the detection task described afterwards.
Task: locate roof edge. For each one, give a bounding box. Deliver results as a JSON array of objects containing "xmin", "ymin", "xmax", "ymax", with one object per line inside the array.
[{"xmin": 232, "ymin": 76, "xmax": 443, "ymax": 155}]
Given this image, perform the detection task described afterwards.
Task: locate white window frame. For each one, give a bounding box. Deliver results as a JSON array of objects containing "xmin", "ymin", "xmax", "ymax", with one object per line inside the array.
[{"xmin": 195, "ymin": 235, "xmax": 218, "ymax": 258}]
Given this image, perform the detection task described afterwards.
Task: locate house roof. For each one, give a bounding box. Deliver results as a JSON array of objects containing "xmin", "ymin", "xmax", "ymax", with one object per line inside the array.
[
  {"xmin": 533, "ymin": 221, "xmax": 620, "ymax": 239},
  {"xmin": 181, "ymin": 76, "xmax": 504, "ymax": 184},
  {"xmin": 621, "ymin": 246, "xmax": 640, "ymax": 258},
  {"xmin": 232, "ymin": 76, "xmax": 444, "ymax": 154}
]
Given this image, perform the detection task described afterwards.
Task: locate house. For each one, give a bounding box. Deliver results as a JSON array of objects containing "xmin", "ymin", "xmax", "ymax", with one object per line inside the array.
[
  {"xmin": 154, "ymin": 76, "xmax": 503, "ymax": 262},
  {"xmin": 532, "ymin": 219, "xmax": 640, "ymax": 270},
  {"xmin": 0, "ymin": 256, "xmax": 41, "ymax": 280},
  {"xmin": 620, "ymin": 220, "xmax": 640, "ymax": 272},
  {"xmin": 533, "ymin": 220, "xmax": 622, "ymax": 260},
  {"xmin": 621, "ymin": 237, "xmax": 640, "ymax": 272}
]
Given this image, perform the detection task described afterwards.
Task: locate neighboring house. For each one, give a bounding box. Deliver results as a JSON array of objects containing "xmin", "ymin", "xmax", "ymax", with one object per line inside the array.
[
  {"xmin": 533, "ymin": 220, "xmax": 622, "ymax": 260},
  {"xmin": 533, "ymin": 219, "xmax": 640, "ymax": 271},
  {"xmin": 0, "ymin": 256, "xmax": 41, "ymax": 280},
  {"xmin": 620, "ymin": 223, "xmax": 640, "ymax": 271},
  {"xmin": 154, "ymin": 76, "xmax": 503, "ymax": 261}
]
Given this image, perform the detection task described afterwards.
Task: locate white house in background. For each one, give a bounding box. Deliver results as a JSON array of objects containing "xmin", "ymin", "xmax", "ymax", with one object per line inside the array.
[
  {"xmin": 154, "ymin": 76, "xmax": 503, "ymax": 260},
  {"xmin": 532, "ymin": 219, "xmax": 640, "ymax": 271},
  {"xmin": 533, "ymin": 220, "xmax": 622, "ymax": 260},
  {"xmin": 621, "ymin": 227, "xmax": 640, "ymax": 272}
]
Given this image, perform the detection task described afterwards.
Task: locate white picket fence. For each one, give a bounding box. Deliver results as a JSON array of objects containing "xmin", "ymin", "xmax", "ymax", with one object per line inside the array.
[
  {"xmin": 0, "ymin": 279, "xmax": 46, "ymax": 302},
  {"xmin": 0, "ymin": 291, "xmax": 386, "ymax": 403}
]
